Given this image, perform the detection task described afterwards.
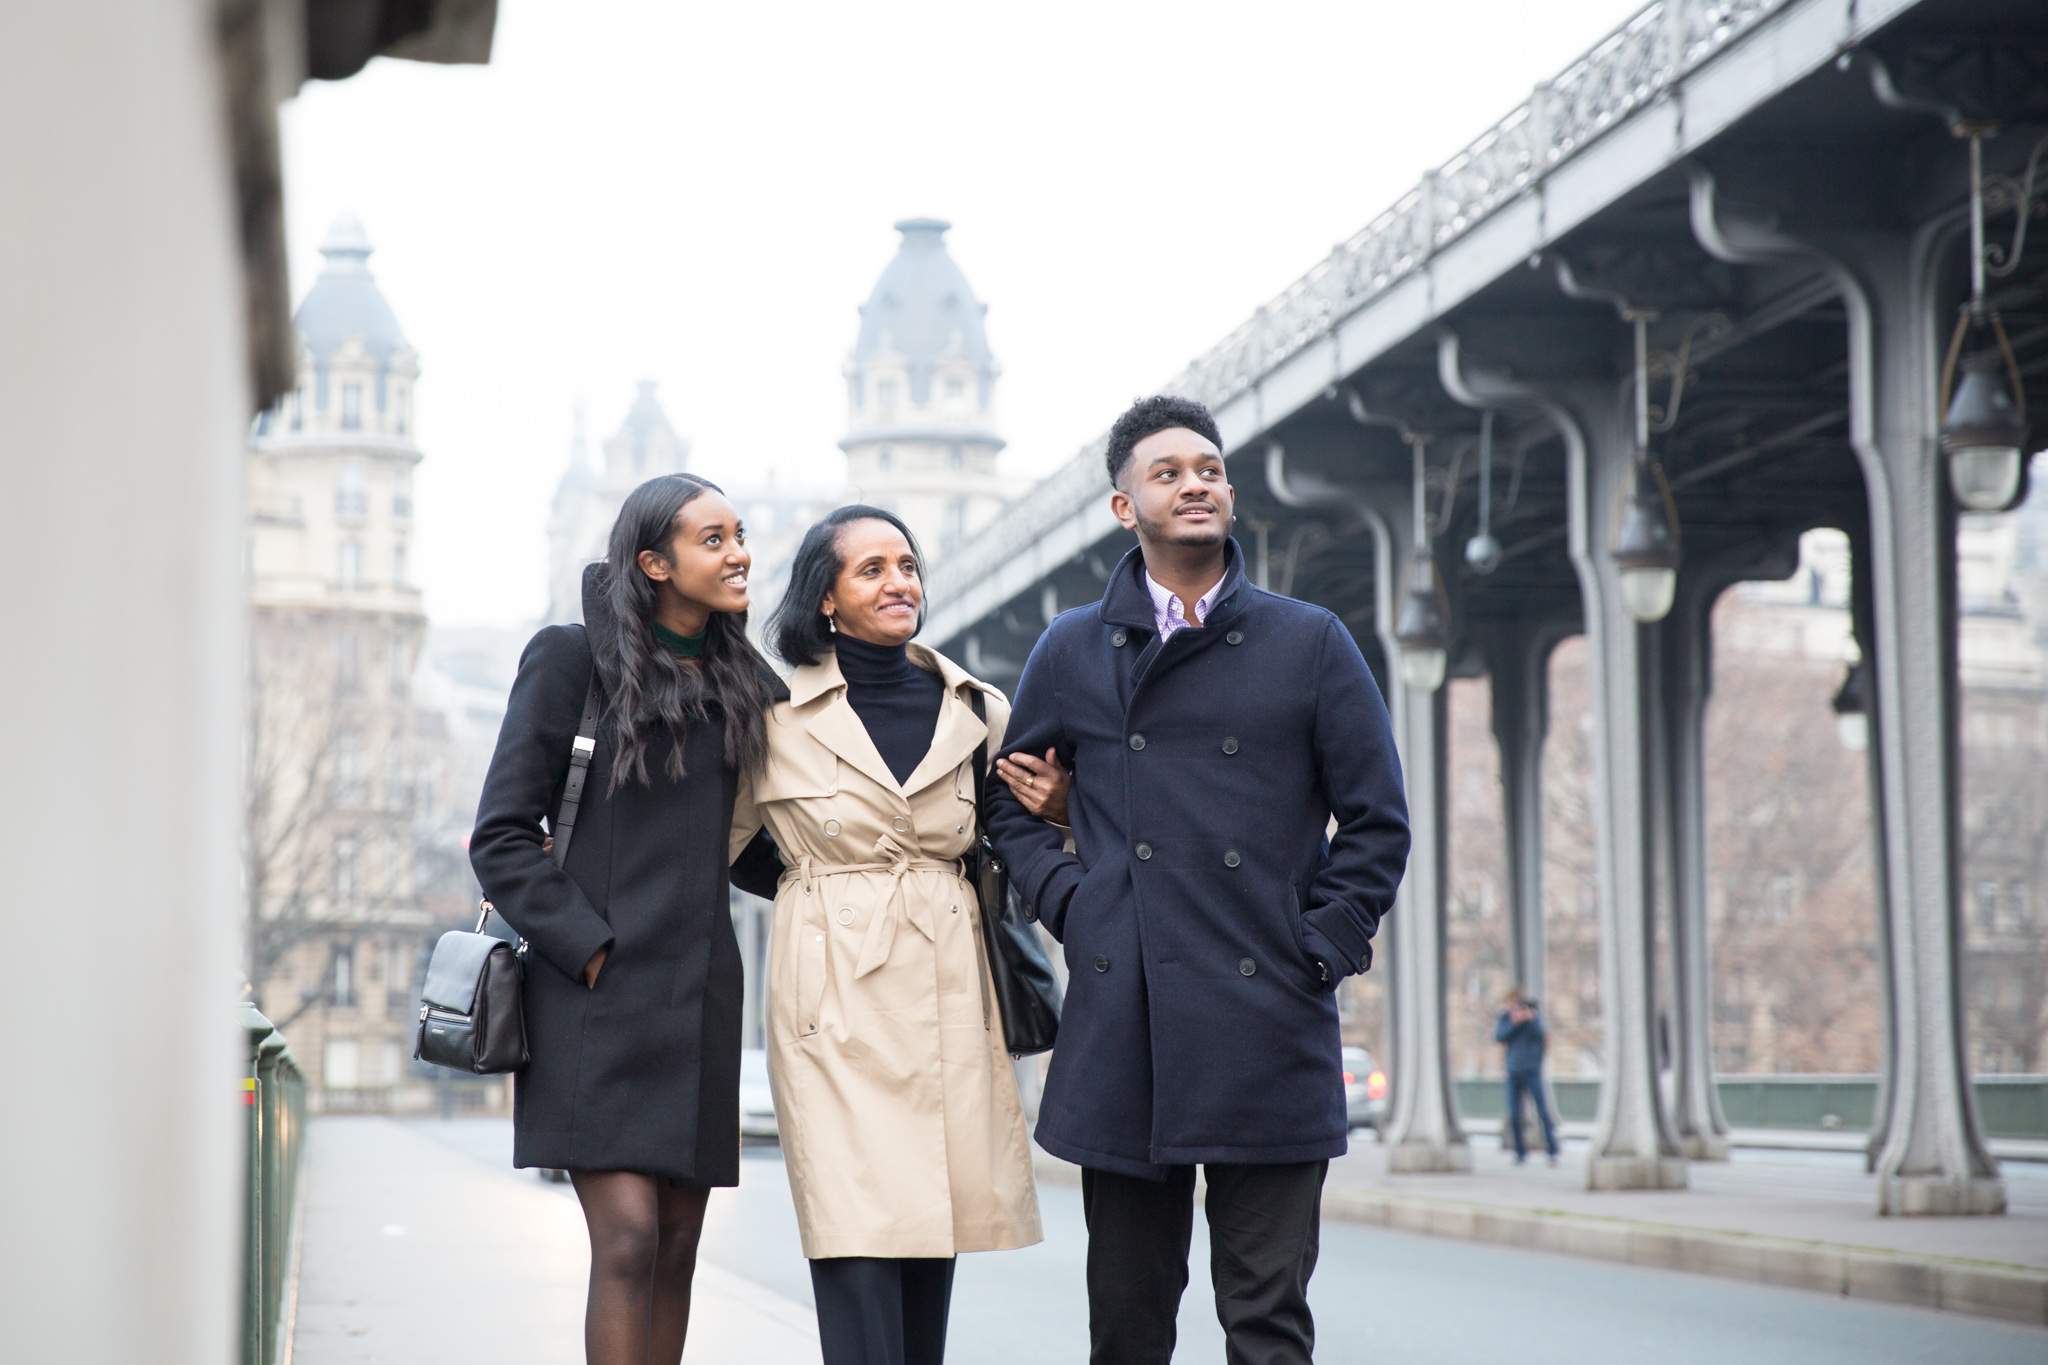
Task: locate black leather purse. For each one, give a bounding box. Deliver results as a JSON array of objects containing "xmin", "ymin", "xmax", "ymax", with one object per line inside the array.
[
  {"xmin": 966, "ymin": 691, "xmax": 1063, "ymax": 1057},
  {"xmin": 415, "ymin": 678, "xmax": 601, "ymax": 1075}
]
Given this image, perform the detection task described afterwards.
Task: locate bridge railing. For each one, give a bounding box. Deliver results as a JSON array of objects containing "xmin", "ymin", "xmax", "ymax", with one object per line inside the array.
[
  {"xmin": 1451, "ymin": 1075, "xmax": 2048, "ymax": 1138},
  {"xmin": 239, "ymin": 1002, "xmax": 307, "ymax": 1365}
]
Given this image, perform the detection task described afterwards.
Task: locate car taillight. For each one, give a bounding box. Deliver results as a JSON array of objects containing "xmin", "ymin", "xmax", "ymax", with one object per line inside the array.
[
  {"xmin": 1342, "ymin": 1071, "xmax": 1356, "ymax": 1085},
  {"xmin": 1366, "ymin": 1070, "xmax": 1387, "ymax": 1100}
]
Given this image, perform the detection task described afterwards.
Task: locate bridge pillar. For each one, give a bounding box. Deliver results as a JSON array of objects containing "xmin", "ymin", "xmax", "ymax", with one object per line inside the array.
[
  {"xmin": 1380, "ymin": 665, "xmax": 1472, "ymax": 1173},
  {"xmin": 1576, "ymin": 399, "xmax": 1689, "ymax": 1190},
  {"xmin": 1362, "ymin": 504, "xmax": 1470, "ymax": 1174},
  {"xmin": 1847, "ymin": 522, "xmax": 1900, "ymax": 1174},
  {"xmin": 1687, "ymin": 175, "xmax": 2003, "ymax": 1213},
  {"xmin": 1851, "ymin": 235, "xmax": 2005, "ymax": 1216},
  {"xmin": 1485, "ymin": 621, "xmax": 1569, "ymax": 1149}
]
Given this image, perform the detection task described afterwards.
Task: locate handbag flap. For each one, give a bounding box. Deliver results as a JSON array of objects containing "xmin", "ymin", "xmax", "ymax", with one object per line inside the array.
[{"xmin": 421, "ymin": 930, "xmax": 503, "ymax": 1014}]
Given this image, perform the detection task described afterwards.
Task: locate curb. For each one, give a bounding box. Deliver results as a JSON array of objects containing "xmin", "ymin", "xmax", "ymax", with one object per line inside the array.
[{"xmin": 1031, "ymin": 1157, "xmax": 2047, "ymax": 1326}]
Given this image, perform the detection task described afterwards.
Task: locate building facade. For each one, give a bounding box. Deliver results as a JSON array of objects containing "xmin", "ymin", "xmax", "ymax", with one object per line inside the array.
[
  {"xmin": 841, "ymin": 218, "xmax": 1010, "ymax": 560},
  {"xmin": 544, "ymin": 383, "xmax": 692, "ymax": 625},
  {"xmin": 246, "ymin": 214, "xmax": 437, "ymax": 1111}
]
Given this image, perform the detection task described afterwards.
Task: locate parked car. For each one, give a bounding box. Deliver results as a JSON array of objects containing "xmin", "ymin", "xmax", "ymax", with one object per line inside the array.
[
  {"xmin": 739, "ymin": 1047, "xmax": 778, "ymax": 1141},
  {"xmin": 1343, "ymin": 1046, "xmax": 1388, "ymax": 1130}
]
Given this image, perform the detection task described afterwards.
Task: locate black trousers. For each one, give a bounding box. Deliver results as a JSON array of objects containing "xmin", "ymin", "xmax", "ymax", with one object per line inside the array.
[
  {"xmin": 809, "ymin": 1255, "xmax": 957, "ymax": 1365},
  {"xmin": 1082, "ymin": 1161, "xmax": 1326, "ymax": 1365}
]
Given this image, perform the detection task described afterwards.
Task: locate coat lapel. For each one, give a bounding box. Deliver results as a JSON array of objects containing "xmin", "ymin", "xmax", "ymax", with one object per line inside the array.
[
  {"xmin": 897, "ymin": 644, "xmax": 995, "ymax": 797},
  {"xmin": 786, "ymin": 654, "xmax": 905, "ymax": 797}
]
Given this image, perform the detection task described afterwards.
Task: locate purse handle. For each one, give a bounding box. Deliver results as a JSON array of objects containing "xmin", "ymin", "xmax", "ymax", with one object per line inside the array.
[
  {"xmin": 478, "ymin": 674, "xmax": 602, "ymax": 934},
  {"xmin": 967, "ymin": 688, "xmax": 992, "ymax": 820}
]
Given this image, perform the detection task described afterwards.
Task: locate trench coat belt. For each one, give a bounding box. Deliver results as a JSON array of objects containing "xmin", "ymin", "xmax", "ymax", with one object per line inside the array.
[{"xmin": 790, "ymin": 842, "xmax": 967, "ymax": 980}]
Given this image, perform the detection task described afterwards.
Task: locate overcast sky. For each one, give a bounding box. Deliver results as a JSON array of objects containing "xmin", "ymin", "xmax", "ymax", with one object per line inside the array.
[{"xmin": 281, "ymin": 0, "xmax": 1643, "ymax": 629}]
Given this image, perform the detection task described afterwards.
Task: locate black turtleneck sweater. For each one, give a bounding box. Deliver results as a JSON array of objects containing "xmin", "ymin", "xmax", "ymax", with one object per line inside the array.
[{"xmin": 835, "ymin": 634, "xmax": 944, "ymax": 786}]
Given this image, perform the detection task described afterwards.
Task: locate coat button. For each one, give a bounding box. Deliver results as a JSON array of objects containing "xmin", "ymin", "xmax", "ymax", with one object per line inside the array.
[
  {"xmin": 1135, "ymin": 842, "xmax": 1153, "ymax": 860},
  {"xmin": 1111, "ymin": 629, "xmax": 1128, "ymax": 647},
  {"xmin": 1128, "ymin": 733, "xmax": 1146, "ymax": 751},
  {"xmin": 1094, "ymin": 955, "xmax": 1110, "ymax": 973},
  {"xmin": 892, "ymin": 816, "xmax": 910, "ymax": 832},
  {"xmin": 1222, "ymin": 737, "xmax": 1239, "ymax": 754},
  {"xmin": 1226, "ymin": 630, "xmax": 1244, "ymax": 645},
  {"xmin": 837, "ymin": 908, "xmax": 854, "ymax": 925},
  {"xmin": 824, "ymin": 819, "xmax": 842, "ymax": 837},
  {"xmin": 1224, "ymin": 850, "xmax": 1241, "ymax": 868},
  {"xmin": 1240, "ymin": 958, "xmax": 1257, "ymax": 976},
  {"xmin": 1360, "ymin": 956, "xmax": 1371, "ymax": 972}
]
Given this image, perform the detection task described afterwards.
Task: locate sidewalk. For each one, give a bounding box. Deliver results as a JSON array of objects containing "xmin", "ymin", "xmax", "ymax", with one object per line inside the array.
[
  {"xmin": 292, "ymin": 1116, "xmax": 818, "ymax": 1365},
  {"xmin": 1032, "ymin": 1138, "xmax": 2048, "ymax": 1326}
]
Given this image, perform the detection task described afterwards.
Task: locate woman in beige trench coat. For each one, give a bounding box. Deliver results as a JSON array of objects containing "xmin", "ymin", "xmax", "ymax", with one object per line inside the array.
[{"xmin": 731, "ymin": 506, "xmax": 1059, "ymax": 1365}]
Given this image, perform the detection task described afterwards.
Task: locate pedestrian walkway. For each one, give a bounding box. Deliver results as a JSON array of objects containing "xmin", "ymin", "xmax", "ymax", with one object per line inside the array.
[
  {"xmin": 1031, "ymin": 1138, "xmax": 2048, "ymax": 1326},
  {"xmin": 292, "ymin": 1116, "xmax": 818, "ymax": 1365}
]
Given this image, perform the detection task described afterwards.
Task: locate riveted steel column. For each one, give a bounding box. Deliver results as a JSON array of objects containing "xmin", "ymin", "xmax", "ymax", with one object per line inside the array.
[
  {"xmin": 1486, "ymin": 621, "xmax": 1570, "ymax": 1149},
  {"xmin": 1848, "ymin": 522, "xmax": 1900, "ymax": 1173},
  {"xmin": 1687, "ymin": 171, "xmax": 2003, "ymax": 1213},
  {"xmin": 1365, "ymin": 508, "xmax": 1471, "ymax": 1173},
  {"xmin": 1575, "ymin": 397, "xmax": 1689, "ymax": 1190},
  {"xmin": 1436, "ymin": 332, "xmax": 1684, "ymax": 1187},
  {"xmin": 1855, "ymin": 234, "xmax": 2004, "ymax": 1215}
]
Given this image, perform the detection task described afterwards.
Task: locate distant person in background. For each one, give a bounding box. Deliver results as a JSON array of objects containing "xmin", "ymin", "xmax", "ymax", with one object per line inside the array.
[{"xmin": 1496, "ymin": 989, "xmax": 1559, "ymax": 1166}]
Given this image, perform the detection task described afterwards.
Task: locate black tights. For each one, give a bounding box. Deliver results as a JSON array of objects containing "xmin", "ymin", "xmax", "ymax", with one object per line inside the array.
[{"xmin": 569, "ymin": 1170, "xmax": 711, "ymax": 1365}]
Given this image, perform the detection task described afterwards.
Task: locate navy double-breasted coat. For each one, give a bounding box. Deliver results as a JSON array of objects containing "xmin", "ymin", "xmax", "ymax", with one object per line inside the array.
[{"xmin": 985, "ymin": 541, "xmax": 1410, "ymax": 1178}]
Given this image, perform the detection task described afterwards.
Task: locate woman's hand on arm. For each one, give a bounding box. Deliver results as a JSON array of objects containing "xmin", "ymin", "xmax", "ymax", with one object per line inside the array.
[{"xmin": 996, "ymin": 748, "xmax": 1071, "ymax": 827}]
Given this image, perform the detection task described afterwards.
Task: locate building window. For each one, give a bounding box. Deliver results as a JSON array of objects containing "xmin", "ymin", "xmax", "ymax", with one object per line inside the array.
[
  {"xmin": 392, "ymin": 543, "xmax": 406, "ymax": 586},
  {"xmin": 944, "ymin": 378, "xmax": 965, "ymax": 409},
  {"xmin": 878, "ymin": 380, "xmax": 897, "ymax": 414},
  {"xmin": 385, "ymin": 756, "xmax": 409, "ymax": 812},
  {"xmin": 334, "ymin": 735, "xmax": 363, "ymax": 805},
  {"xmin": 337, "ymin": 633, "xmax": 361, "ymax": 694},
  {"xmin": 850, "ymin": 376, "xmax": 864, "ymax": 411},
  {"xmin": 337, "ymin": 540, "xmax": 363, "ymax": 588},
  {"xmin": 943, "ymin": 499, "xmax": 967, "ymax": 553},
  {"xmin": 323, "ymin": 1038, "xmax": 360, "ymax": 1087},
  {"xmin": 878, "ymin": 448, "xmax": 893, "ymax": 473},
  {"xmin": 290, "ymin": 388, "xmax": 304, "ymax": 432},
  {"xmin": 341, "ymin": 383, "xmax": 362, "ymax": 430},
  {"xmin": 947, "ymin": 445, "xmax": 963, "ymax": 471},
  {"xmin": 333, "ymin": 839, "xmax": 359, "ymax": 904},
  {"xmin": 389, "ymin": 640, "xmax": 409, "ymax": 701},
  {"xmin": 392, "ymin": 468, "xmax": 411, "ymax": 518},
  {"xmin": 336, "ymin": 464, "xmax": 366, "ymax": 517},
  {"xmin": 392, "ymin": 386, "xmax": 409, "ymax": 436}
]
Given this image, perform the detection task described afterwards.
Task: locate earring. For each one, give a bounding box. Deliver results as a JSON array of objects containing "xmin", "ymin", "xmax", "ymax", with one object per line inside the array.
[{"xmin": 826, "ymin": 613, "xmax": 837, "ymax": 633}]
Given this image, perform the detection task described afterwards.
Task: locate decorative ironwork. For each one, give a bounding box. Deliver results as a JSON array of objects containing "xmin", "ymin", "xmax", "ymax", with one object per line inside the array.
[{"xmin": 931, "ymin": 0, "xmax": 1789, "ymax": 609}]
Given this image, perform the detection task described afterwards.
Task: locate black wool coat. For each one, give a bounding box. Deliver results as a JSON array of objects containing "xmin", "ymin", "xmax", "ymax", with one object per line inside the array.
[
  {"xmin": 470, "ymin": 570, "xmax": 780, "ymax": 1182},
  {"xmin": 985, "ymin": 541, "xmax": 1410, "ymax": 1178}
]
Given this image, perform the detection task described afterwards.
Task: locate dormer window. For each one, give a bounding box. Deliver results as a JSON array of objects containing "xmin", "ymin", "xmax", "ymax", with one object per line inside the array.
[
  {"xmin": 341, "ymin": 383, "xmax": 362, "ymax": 430},
  {"xmin": 944, "ymin": 378, "xmax": 965, "ymax": 410},
  {"xmin": 392, "ymin": 386, "xmax": 409, "ymax": 436},
  {"xmin": 850, "ymin": 376, "xmax": 865, "ymax": 411},
  {"xmin": 878, "ymin": 381, "xmax": 897, "ymax": 415},
  {"xmin": 393, "ymin": 468, "xmax": 411, "ymax": 518}
]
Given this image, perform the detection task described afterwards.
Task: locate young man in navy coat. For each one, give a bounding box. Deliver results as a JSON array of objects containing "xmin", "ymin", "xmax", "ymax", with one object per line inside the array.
[{"xmin": 987, "ymin": 395, "xmax": 1410, "ymax": 1364}]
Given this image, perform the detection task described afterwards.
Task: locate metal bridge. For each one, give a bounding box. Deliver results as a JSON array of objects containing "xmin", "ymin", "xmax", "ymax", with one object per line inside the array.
[{"xmin": 923, "ymin": 0, "xmax": 2048, "ymax": 1216}]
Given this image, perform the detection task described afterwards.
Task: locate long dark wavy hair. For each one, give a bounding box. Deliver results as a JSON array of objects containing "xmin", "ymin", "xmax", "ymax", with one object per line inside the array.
[
  {"xmin": 768, "ymin": 504, "xmax": 925, "ymax": 668},
  {"xmin": 593, "ymin": 474, "xmax": 773, "ymax": 791}
]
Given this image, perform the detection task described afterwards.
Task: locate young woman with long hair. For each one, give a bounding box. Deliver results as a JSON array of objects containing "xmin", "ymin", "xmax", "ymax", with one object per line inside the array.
[
  {"xmin": 730, "ymin": 505, "xmax": 1067, "ymax": 1365},
  {"xmin": 470, "ymin": 473, "xmax": 780, "ymax": 1365}
]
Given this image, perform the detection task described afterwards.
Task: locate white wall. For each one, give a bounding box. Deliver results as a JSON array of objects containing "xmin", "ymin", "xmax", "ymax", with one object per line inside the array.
[{"xmin": 0, "ymin": 3, "xmax": 245, "ymax": 1359}]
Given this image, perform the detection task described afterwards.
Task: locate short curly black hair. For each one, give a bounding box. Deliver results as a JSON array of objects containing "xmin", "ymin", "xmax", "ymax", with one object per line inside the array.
[{"xmin": 1104, "ymin": 394, "xmax": 1223, "ymax": 488}]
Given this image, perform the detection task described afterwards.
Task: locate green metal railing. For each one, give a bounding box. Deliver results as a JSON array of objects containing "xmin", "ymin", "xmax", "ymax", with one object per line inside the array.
[
  {"xmin": 240, "ymin": 1003, "xmax": 307, "ymax": 1365},
  {"xmin": 1452, "ymin": 1074, "xmax": 2048, "ymax": 1138}
]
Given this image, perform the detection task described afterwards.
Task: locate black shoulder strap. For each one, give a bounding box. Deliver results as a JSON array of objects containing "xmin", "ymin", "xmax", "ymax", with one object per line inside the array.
[
  {"xmin": 550, "ymin": 675, "xmax": 604, "ymax": 868},
  {"xmin": 967, "ymin": 688, "xmax": 989, "ymax": 815}
]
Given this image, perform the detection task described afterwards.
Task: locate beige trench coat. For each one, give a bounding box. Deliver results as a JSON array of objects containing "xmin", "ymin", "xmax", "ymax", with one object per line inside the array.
[{"xmin": 730, "ymin": 644, "xmax": 1043, "ymax": 1259}]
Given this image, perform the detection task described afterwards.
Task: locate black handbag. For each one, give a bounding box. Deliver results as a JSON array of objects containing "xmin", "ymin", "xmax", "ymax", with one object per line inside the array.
[
  {"xmin": 966, "ymin": 691, "xmax": 1063, "ymax": 1057},
  {"xmin": 414, "ymin": 678, "xmax": 601, "ymax": 1075}
]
